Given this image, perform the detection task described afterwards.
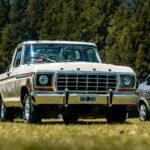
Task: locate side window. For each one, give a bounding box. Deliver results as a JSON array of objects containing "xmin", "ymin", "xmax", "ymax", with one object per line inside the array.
[
  {"xmin": 147, "ymin": 75, "xmax": 150, "ymax": 85},
  {"xmin": 13, "ymin": 48, "xmax": 22, "ymax": 68}
]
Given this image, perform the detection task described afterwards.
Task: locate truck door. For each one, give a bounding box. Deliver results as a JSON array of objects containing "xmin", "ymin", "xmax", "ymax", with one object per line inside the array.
[
  {"xmin": 0, "ymin": 73, "xmax": 9, "ymax": 103},
  {"xmin": 6, "ymin": 47, "xmax": 22, "ymax": 106}
]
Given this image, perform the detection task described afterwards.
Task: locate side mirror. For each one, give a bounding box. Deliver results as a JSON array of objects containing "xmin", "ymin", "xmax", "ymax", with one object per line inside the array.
[{"xmin": 5, "ymin": 65, "xmax": 10, "ymax": 73}]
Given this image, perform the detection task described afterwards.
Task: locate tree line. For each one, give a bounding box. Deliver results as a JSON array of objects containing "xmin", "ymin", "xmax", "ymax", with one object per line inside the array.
[{"xmin": 0, "ymin": 0, "xmax": 149, "ymax": 81}]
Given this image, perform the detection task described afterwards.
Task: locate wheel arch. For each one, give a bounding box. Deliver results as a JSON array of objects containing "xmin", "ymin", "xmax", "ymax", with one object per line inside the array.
[{"xmin": 20, "ymin": 77, "xmax": 33, "ymax": 105}]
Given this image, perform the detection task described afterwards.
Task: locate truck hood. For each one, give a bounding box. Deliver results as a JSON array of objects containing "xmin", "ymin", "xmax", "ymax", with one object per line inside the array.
[
  {"xmin": 31, "ymin": 62, "xmax": 134, "ymax": 74},
  {"xmin": 0, "ymin": 62, "xmax": 135, "ymax": 80}
]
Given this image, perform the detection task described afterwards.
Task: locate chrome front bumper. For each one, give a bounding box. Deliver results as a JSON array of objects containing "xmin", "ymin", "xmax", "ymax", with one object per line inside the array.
[{"xmin": 31, "ymin": 91, "xmax": 137, "ymax": 106}]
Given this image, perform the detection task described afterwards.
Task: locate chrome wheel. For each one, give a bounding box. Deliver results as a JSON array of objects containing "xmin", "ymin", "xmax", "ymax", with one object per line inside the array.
[
  {"xmin": 139, "ymin": 104, "xmax": 147, "ymax": 121},
  {"xmin": 24, "ymin": 96, "xmax": 30, "ymax": 121},
  {"xmin": 23, "ymin": 94, "xmax": 41, "ymax": 123},
  {"xmin": 1, "ymin": 102, "xmax": 6, "ymax": 120}
]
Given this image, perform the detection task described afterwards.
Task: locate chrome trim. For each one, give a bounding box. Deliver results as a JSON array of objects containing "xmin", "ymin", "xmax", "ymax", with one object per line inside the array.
[
  {"xmin": 56, "ymin": 72, "xmax": 117, "ymax": 93},
  {"xmin": 108, "ymin": 89, "xmax": 113, "ymax": 107},
  {"xmin": 53, "ymin": 72, "xmax": 57, "ymax": 91},
  {"xmin": 31, "ymin": 92, "xmax": 137, "ymax": 105},
  {"xmin": 24, "ymin": 96, "xmax": 30, "ymax": 120},
  {"xmin": 16, "ymin": 72, "xmax": 34, "ymax": 79},
  {"xmin": 18, "ymin": 41, "xmax": 97, "ymax": 47}
]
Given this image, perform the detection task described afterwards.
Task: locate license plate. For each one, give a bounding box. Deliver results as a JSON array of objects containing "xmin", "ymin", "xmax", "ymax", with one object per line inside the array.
[{"xmin": 80, "ymin": 97, "xmax": 96, "ymax": 102}]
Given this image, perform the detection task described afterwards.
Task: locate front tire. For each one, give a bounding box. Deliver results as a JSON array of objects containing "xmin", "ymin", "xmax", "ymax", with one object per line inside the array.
[
  {"xmin": 106, "ymin": 105, "xmax": 127, "ymax": 123},
  {"xmin": 139, "ymin": 103, "xmax": 150, "ymax": 121},
  {"xmin": 23, "ymin": 94, "xmax": 41, "ymax": 123}
]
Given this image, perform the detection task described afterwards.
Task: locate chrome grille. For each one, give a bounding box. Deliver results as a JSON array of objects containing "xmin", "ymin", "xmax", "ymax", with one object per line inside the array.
[{"xmin": 56, "ymin": 73, "xmax": 117, "ymax": 93}]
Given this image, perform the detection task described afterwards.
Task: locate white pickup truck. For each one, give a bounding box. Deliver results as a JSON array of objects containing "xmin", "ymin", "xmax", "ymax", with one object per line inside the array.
[{"xmin": 0, "ymin": 41, "xmax": 137, "ymax": 123}]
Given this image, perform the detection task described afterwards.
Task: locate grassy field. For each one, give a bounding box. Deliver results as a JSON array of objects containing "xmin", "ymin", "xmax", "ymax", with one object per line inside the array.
[{"xmin": 0, "ymin": 118, "xmax": 150, "ymax": 150}]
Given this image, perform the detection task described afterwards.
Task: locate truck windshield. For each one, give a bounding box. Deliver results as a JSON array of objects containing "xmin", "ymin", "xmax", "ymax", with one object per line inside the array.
[{"xmin": 23, "ymin": 44, "xmax": 101, "ymax": 64}]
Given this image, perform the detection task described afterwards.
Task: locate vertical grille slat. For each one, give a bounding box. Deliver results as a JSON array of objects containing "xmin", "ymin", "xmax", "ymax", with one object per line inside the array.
[{"xmin": 57, "ymin": 73, "xmax": 117, "ymax": 93}]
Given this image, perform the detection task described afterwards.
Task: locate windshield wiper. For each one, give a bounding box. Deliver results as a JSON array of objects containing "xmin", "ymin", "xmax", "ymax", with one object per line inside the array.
[{"xmin": 28, "ymin": 56, "xmax": 56, "ymax": 63}]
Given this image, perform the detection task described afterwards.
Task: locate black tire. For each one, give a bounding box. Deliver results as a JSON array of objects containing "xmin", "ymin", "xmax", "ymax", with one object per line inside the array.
[
  {"xmin": 63, "ymin": 114, "xmax": 78, "ymax": 124},
  {"xmin": 23, "ymin": 94, "xmax": 41, "ymax": 123},
  {"xmin": 139, "ymin": 103, "xmax": 150, "ymax": 121},
  {"xmin": 0, "ymin": 101, "xmax": 15, "ymax": 122},
  {"xmin": 106, "ymin": 105, "xmax": 127, "ymax": 123}
]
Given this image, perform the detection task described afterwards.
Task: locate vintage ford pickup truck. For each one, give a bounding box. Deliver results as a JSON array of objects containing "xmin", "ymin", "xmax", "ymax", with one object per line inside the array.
[{"xmin": 0, "ymin": 41, "xmax": 137, "ymax": 123}]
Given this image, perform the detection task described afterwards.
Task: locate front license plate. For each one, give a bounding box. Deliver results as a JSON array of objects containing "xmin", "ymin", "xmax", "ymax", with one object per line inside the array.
[{"xmin": 80, "ymin": 97, "xmax": 96, "ymax": 102}]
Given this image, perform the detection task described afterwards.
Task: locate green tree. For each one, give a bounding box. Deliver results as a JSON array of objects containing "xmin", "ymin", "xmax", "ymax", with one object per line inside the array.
[
  {"xmin": 102, "ymin": 0, "xmax": 150, "ymax": 80},
  {"xmin": 0, "ymin": 0, "xmax": 10, "ymax": 34},
  {"xmin": 0, "ymin": 0, "xmax": 149, "ymax": 81},
  {"xmin": 27, "ymin": 0, "xmax": 45, "ymax": 39},
  {"xmin": 0, "ymin": 0, "xmax": 29, "ymax": 72},
  {"xmin": 135, "ymin": 44, "xmax": 150, "ymax": 81}
]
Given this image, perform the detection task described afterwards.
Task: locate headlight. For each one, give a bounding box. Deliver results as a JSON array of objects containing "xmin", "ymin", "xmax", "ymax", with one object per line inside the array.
[
  {"xmin": 36, "ymin": 74, "xmax": 53, "ymax": 86},
  {"xmin": 39, "ymin": 75, "xmax": 48, "ymax": 85},
  {"xmin": 120, "ymin": 75, "xmax": 134, "ymax": 88}
]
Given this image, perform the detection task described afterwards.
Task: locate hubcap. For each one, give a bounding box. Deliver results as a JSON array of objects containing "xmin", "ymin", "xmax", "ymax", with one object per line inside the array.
[
  {"xmin": 140, "ymin": 104, "xmax": 146, "ymax": 121},
  {"xmin": 1, "ymin": 103, "xmax": 5, "ymax": 120},
  {"xmin": 24, "ymin": 97, "xmax": 30, "ymax": 121}
]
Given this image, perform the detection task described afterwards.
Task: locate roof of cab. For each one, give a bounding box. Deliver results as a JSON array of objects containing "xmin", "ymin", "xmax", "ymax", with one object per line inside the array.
[{"xmin": 18, "ymin": 40, "xmax": 96, "ymax": 47}]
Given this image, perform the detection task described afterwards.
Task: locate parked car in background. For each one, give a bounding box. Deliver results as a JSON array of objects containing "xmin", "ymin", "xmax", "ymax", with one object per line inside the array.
[
  {"xmin": 138, "ymin": 74, "xmax": 150, "ymax": 121},
  {"xmin": 0, "ymin": 41, "xmax": 137, "ymax": 124}
]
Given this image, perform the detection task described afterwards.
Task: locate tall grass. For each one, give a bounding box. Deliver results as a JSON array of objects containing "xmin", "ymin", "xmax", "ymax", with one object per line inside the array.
[{"xmin": 0, "ymin": 119, "xmax": 149, "ymax": 150}]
